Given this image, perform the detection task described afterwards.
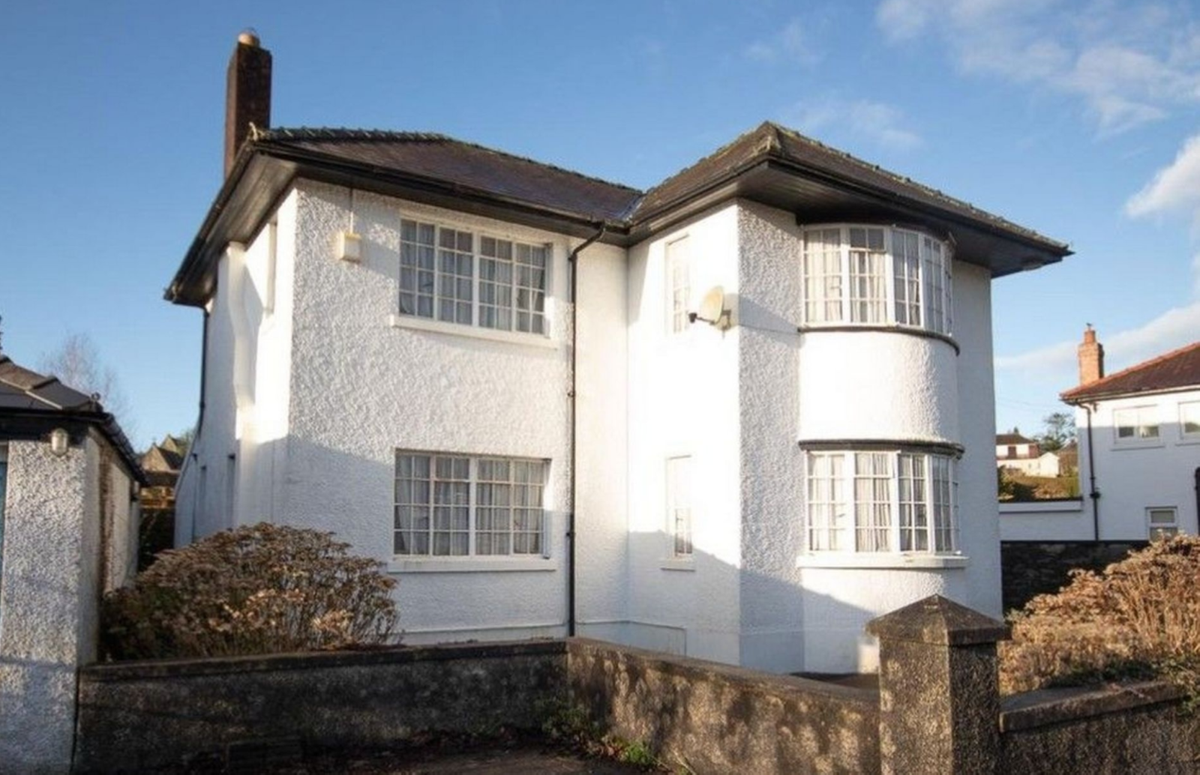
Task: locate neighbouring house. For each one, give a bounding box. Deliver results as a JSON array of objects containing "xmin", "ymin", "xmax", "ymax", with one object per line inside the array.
[
  {"xmin": 995, "ymin": 432, "xmax": 1061, "ymax": 477},
  {"xmin": 1060, "ymin": 329, "xmax": 1200, "ymax": 540},
  {"xmin": 138, "ymin": 434, "xmax": 186, "ymax": 567},
  {"xmin": 169, "ymin": 34, "xmax": 1070, "ymax": 675},
  {"xmin": 0, "ymin": 353, "xmax": 144, "ymax": 771}
]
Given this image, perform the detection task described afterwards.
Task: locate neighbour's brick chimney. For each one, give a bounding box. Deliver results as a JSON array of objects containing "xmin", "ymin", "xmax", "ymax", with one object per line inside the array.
[
  {"xmin": 1078, "ymin": 324, "xmax": 1105, "ymax": 385},
  {"xmin": 224, "ymin": 30, "xmax": 271, "ymax": 177}
]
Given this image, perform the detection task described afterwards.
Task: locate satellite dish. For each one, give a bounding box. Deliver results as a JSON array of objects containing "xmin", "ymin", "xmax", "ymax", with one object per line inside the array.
[{"xmin": 689, "ymin": 286, "xmax": 731, "ymax": 330}]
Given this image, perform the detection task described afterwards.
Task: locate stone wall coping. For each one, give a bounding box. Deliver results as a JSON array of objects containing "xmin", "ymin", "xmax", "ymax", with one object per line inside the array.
[
  {"xmin": 1000, "ymin": 681, "xmax": 1184, "ymax": 733},
  {"xmin": 80, "ymin": 638, "xmax": 568, "ymax": 682},
  {"xmin": 567, "ymin": 638, "xmax": 879, "ymax": 708},
  {"xmin": 865, "ymin": 594, "xmax": 1010, "ymax": 646}
]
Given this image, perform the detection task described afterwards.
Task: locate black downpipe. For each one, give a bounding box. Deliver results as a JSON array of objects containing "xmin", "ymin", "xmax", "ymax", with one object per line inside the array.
[
  {"xmin": 1193, "ymin": 467, "xmax": 1199, "ymax": 534},
  {"xmin": 567, "ymin": 223, "xmax": 607, "ymax": 638},
  {"xmin": 1085, "ymin": 404, "xmax": 1100, "ymax": 540}
]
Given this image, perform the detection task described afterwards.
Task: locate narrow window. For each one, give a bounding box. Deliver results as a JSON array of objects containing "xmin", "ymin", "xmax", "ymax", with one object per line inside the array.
[
  {"xmin": 921, "ymin": 236, "xmax": 947, "ymax": 334},
  {"xmin": 848, "ymin": 227, "xmax": 887, "ymax": 323},
  {"xmin": 1147, "ymin": 507, "xmax": 1179, "ymax": 540},
  {"xmin": 479, "ymin": 237, "xmax": 515, "ymax": 331},
  {"xmin": 437, "ymin": 228, "xmax": 474, "ymax": 325},
  {"xmin": 897, "ymin": 452, "xmax": 927, "ymax": 551},
  {"xmin": 515, "ymin": 244, "xmax": 548, "ymax": 334},
  {"xmin": 264, "ymin": 219, "xmax": 278, "ymax": 315},
  {"xmin": 803, "ymin": 228, "xmax": 843, "ymax": 323},
  {"xmin": 225, "ymin": 454, "xmax": 237, "ymax": 522},
  {"xmin": 1180, "ymin": 402, "xmax": 1200, "ymax": 438},
  {"xmin": 666, "ymin": 237, "xmax": 691, "ymax": 334},
  {"xmin": 806, "ymin": 452, "xmax": 847, "ymax": 550},
  {"xmin": 893, "ymin": 230, "xmax": 921, "ymax": 326},
  {"xmin": 930, "ymin": 455, "xmax": 955, "ymax": 552},
  {"xmin": 399, "ymin": 219, "xmax": 437, "ymax": 318},
  {"xmin": 854, "ymin": 452, "xmax": 893, "ymax": 551},
  {"xmin": 667, "ymin": 456, "xmax": 693, "ymax": 557}
]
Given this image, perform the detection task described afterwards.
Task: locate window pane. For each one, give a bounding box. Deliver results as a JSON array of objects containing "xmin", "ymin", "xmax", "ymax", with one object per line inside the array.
[
  {"xmin": 667, "ymin": 456, "xmax": 693, "ymax": 556},
  {"xmin": 854, "ymin": 452, "xmax": 893, "ymax": 552},
  {"xmin": 667, "ymin": 237, "xmax": 691, "ymax": 335},
  {"xmin": 898, "ymin": 453, "xmax": 928, "ymax": 551},
  {"xmin": 806, "ymin": 452, "xmax": 847, "ymax": 551},
  {"xmin": 399, "ymin": 220, "xmax": 437, "ymax": 318},
  {"xmin": 803, "ymin": 229, "xmax": 844, "ymax": 324},
  {"xmin": 849, "ymin": 231, "xmax": 887, "ymax": 324},
  {"xmin": 1181, "ymin": 403, "xmax": 1200, "ymax": 436}
]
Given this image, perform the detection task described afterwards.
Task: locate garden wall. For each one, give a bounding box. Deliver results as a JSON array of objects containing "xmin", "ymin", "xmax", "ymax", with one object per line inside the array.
[
  {"xmin": 73, "ymin": 598, "xmax": 1200, "ymax": 773},
  {"xmin": 1000, "ymin": 540, "xmax": 1147, "ymax": 610}
]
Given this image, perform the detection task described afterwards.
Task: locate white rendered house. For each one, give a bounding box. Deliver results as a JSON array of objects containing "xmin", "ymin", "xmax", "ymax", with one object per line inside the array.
[
  {"xmin": 1060, "ymin": 330, "xmax": 1199, "ymax": 541},
  {"xmin": 170, "ymin": 36, "xmax": 1070, "ymax": 674}
]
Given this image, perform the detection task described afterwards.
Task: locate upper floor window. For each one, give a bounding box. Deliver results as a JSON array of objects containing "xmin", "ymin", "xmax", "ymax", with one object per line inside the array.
[
  {"xmin": 399, "ymin": 218, "xmax": 549, "ymax": 335},
  {"xmin": 666, "ymin": 236, "xmax": 691, "ymax": 335},
  {"xmin": 1180, "ymin": 402, "xmax": 1200, "ymax": 439},
  {"xmin": 805, "ymin": 449, "xmax": 956, "ymax": 554},
  {"xmin": 394, "ymin": 452, "xmax": 547, "ymax": 557},
  {"xmin": 1114, "ymin": 406, "xmax": 1159, "ymax": 443},
  {"xmin": 801, "ymin": 225, "xmax": 952, "ymax": 335}
]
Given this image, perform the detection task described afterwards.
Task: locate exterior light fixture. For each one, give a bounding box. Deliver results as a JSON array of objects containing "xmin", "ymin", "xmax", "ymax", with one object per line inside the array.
[
  {"xmin": 336, "ymin": 231, "xmax": 362, "ymax": 262},
  {"xmin": 49, "ymin": 428, "xmax": 70, "ymax": 457}
]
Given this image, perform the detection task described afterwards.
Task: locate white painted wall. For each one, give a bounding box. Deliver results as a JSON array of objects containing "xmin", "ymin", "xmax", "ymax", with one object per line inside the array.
[
  {"xmin": 999, "ymin": 499, "xmax": 1090, "ymax": 541},
  {"xmin": 0, "ymin": 434, "xmax": 138, "ymax": 772},
  {"xmin": 1073, "ymin": 390, "xmax": 1200, "ymax": 540},
  {"xmin": 624, "ymin": 203, "xmax": 743, "ymax": 664}
]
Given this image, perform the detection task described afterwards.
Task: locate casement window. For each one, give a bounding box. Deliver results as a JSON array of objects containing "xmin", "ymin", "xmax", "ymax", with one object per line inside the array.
[
  {"xmin": 1180, "ymin": 402, "xmax": 1200, "ymax": 438},
  {"xmin": 666, "ymin": 237, "xmax": 691, "ymax": 334},
  {"xmin": 394, "ymin": 452, "xmax": 547, "ymax": 557},
  {"xmin": 666, "ymin": 456, "xmax": 693, "ymax": 557},
  {"xmin": 1147, "ymin": 507, "xmax": 1179, "ymax": 540},
  {"xmin": 805, "ymin": 450, "xmax": 956, "ymax": 554},
  {"xmin": 399, "ymin": 218, "xmax": 549, "ymax": 334},
  {"xmin": 800, "ymin": 225, "xmax": 952, "ymax": 335},
  {"xmin": 1114, "ymin": 406, "xmax": 1160, "ymax": 442}
]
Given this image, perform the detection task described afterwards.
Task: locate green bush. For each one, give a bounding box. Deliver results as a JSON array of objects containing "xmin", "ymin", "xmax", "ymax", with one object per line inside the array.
[
  {"xmin": 1000, "ymin": 536, "xmax": 1200, "ymax": 697},
  {"xmin": 102, "ymin": 523, "xmax": 397, "ymax": 660}
]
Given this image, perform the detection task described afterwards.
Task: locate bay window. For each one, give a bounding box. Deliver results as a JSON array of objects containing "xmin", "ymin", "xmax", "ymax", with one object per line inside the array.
[
  {"xmin": 399, "ymin": 217, "xmax": 549, "ymax": 335},
  {"xmin": 805, "ymin": 449, "xmax": 957, "ymax": 554},
  {"xmin": 801, "ymin": 225, "xmax": 952, "ymax": 335},
  {"xmin": 394, "ymin": 452, "xmax": 548, "ymax": 557}
]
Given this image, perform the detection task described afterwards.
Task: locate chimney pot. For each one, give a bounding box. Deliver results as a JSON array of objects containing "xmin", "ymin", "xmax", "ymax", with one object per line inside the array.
[
  {"xmin": 224, "ymin": 32, "xmax": 272, "ymax": 177},
  {"xmin": 1078, "ymin": 325, "xmax": 1105, "ymax": 385}
]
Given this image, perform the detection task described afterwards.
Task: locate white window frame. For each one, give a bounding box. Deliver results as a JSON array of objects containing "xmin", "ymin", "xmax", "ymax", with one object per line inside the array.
[
  {"xmin": 394, "ymin": 451, "xmax": 549, "ymax": 559},
  {"xmin": 264, "ymin": 219, "xmax": 278, "ymax": 315},
  {"xmin": 800, "ymin": 224, "xmax": 953, "ymax": 335},
  {"xmin": 1113, "ymin": 406, "xmax": 1160, "ymax": 444},
  {"xmin": 804, "ymin": 449, "xmax": 958, "ymax": 555},
  {"xmin": 666, "ymin": 456, "xmax": 693, "ymax": 558},
  {"xmin": 1147, "ymin": 507, "xmax": 1179, "ymax": 540},
  {"xmin": 666, "ymin": 236, "xmax": 691, "ymax": 335},
  {"xmin": 399, "ymin": 216, "xmax": 551, "ymax": 336},
  {"xmin": 1179, "ymin": 402, "xmax": 1200, "ymax": 440}
]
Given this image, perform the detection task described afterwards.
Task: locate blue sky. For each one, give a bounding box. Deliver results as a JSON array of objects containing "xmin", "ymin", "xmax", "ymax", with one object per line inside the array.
[{"xmin": 1, "ymin": 1, "xmax": 1198, "ymax": 447}]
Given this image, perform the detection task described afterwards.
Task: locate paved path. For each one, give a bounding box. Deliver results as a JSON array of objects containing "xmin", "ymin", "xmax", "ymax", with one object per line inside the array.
[{"xmin": 265, "ymin": 747, "xmax": 648, "ymax": 774}]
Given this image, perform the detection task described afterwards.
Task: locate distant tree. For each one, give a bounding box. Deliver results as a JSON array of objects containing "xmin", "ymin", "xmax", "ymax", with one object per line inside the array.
[
  {"xmin": 40, "ymin": 333, "xmax": 133, "ymax": 436},
  {"xmin": 1036, "ymin": 411, "xmax": 1076, "ymax": 453}
]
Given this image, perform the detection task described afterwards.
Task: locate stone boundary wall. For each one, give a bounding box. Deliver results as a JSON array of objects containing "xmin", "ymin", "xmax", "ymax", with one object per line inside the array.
[
  {"xmin": 569, "ymin": 639, "xmax": 880, "ymax": 773},
  {"xmin": 1000, "ymin": 540, "xmax": 1148, "ymax": 611},
  {"xmin": 72, "ymin": 610, "xmax": 1200, "ymax": 773}
]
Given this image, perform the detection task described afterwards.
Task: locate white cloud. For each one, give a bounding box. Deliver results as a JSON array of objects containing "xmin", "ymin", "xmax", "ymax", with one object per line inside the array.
[
  {"xmin": 744, "ymin": 17, "xmax": 820, "ymax": 66},
  {"xmin": 875, "ymin": 0, "xmax": 1200, "ymax": 134},
  {"xmin": 1126, "ymin": 133, "xmax": 1200, "ymax": 221},
  {"xmin": 788, "ymin": 98, "xmax": 922, "ymax": 150}
]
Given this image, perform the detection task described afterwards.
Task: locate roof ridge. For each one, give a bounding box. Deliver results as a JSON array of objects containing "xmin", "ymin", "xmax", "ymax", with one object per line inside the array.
[
  {"xmin": 263, "ymin": 126, "xmax": 643, "ymax": 201},
  {"xmin": 1062, "ymin": 339, "xmax": 1200, "ymax": 399}
]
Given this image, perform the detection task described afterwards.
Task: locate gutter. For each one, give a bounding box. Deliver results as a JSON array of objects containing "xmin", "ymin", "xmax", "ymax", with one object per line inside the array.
[{"xmin": 566, "ymin": 221, "xmax": 608, "ymax": 638}]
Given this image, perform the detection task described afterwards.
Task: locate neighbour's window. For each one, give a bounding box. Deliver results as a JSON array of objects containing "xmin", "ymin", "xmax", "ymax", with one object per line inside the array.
[
  {"xmin": 1114, "ymin": 407, "xmax": 1160, "ymax": 442},
  {"xmin": 1147, "ymin": 507, "xmax": 1179, "ymax": 540},
  {"xmin": 805, "ymin": 450, "xmax": 957, "ymax": 554},
  {"xmin": 394, "ymin": 452, "xmax": 547, "ymax": 557},
  {"xmin": 399, "ymin": 218, "xmax": 549, "ymax": 334},
  {"xmin": 1180, "ymin": 402, "xmax": 1200, "ymax": 439},
  {"xmin": 666, "ymin": 237, "xmax": 691, "ymax": 335},
  {"xmin": 800, "ymin": 225, "xmax": 952, "ymax": 335},
  {"xmin": 666, "ymin": 456, "xmax": 693, "ymax": 557}
]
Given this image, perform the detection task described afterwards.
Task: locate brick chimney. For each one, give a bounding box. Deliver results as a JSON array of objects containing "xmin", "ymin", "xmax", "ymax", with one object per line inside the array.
[
  {"xmin": 224, "ymin": 30, "xmax": 272, "ymax": 177},
  {"xmin": 1078, "ymin": 324, "xmax": 1105, "ymax": 385}
]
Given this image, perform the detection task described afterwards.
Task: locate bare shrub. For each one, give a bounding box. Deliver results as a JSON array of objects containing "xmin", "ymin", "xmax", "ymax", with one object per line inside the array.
[
  {"xmin": 102, "ymin": 523, "xmax": 397, "ymax": 660},
  {"xmin": 1000, "ymin": 536, "xmax": 1200, "ymax": 696}
]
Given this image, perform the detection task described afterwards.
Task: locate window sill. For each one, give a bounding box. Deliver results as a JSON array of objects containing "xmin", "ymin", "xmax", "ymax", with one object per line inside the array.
[
  {"xmin": 796, "ymin": 553, "xmax": 969, "ymax": 570},
  {"xmin": 660, "ymin": 558, "xmax": 696, "ymax": 572},
  {"xmin": 1112, "ymin": 440, "xmax": 1165, "ymax": 451},
  {"xmin": 389, "ymin": 557, "xmax": 557, "ymax": 573},
  {"xmin": 796, "ymin": 324, "xmax": 959, "ymax": 354},
  {"xmin": 387, "ymin": 314, "xmax": 560, "ymax": 350}
]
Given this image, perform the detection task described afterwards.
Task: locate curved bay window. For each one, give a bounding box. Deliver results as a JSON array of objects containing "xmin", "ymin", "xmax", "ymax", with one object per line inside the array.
[{"xmin": 801, "ymin": 225, "xmax": 953, "ymax": 335}]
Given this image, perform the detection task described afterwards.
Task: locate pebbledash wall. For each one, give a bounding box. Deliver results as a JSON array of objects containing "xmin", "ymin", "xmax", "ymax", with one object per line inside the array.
[
  {"xmin": 178, "ymin": 179, "xmax": 1001, "ymax": 675},
  {"xmin": 0, "ymin": 436, "xmax": 139, "ymax": 773}
]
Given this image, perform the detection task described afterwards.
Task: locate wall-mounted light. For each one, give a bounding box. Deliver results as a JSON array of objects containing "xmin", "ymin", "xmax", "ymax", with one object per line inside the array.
[
  {"xmin": 49, "ymin": 428, "xmax": 70, "ymax": 457},
  {"xmin": 336, "ymin": 230, "xmax": 362, "ymax": 262}
]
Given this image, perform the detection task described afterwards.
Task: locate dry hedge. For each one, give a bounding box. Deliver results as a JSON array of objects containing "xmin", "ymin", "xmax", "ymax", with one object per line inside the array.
[
  {"xmin": 102, "ymin": 523, "xmax": 397, "ymax": 660},
  {"xmin": 1000, "ymin": 535, "xmax": 1200, "ymax": 697}
]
